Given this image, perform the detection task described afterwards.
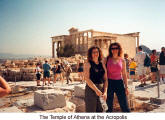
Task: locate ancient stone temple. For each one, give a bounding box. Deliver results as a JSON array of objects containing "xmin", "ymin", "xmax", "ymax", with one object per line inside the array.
[{"xmin": 51, "ymin": 27, "xmax": 140, "ymax": 58}]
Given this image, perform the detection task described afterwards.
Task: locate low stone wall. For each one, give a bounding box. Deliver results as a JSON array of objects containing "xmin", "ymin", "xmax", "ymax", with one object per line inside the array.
[
  {"xmin": 0, "ymin": 68, "xmax": 36, "ymax": 81},
  {"xmin": 74, "ymin": 85, "xmax": 85, "ymax": 98}
]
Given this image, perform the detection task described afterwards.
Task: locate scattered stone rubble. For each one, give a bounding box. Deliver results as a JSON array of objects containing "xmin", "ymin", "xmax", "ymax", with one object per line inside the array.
[
  {"xmin": 0, "ymin": 80, "xmax": 161, "ymax": 113},
  {"xmin": 74, "ymin": 85, "xmax": 85, "ymax": 98},
  {"xmin": 0, "ymin": 56, "xmax": 86, "ymax": 82}
]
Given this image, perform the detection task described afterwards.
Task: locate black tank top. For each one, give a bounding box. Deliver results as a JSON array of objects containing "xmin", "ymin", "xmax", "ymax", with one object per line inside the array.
[
  {"xmin": 79, "ymin": 63, "xmax": 83, "ymax": 68},
  {"xmin": 56, "ymin": 65, "xmax": 61, "ymax": 73},
  {"xmin": 89, "ymin": 61, "xmax": 105, "ymax": 84}
]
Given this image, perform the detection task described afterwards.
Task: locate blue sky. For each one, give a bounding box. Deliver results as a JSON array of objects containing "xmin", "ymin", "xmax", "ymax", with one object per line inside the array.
[{"xmin": 0, "ymin": 0, "xmax": 165, "ymax": 56}]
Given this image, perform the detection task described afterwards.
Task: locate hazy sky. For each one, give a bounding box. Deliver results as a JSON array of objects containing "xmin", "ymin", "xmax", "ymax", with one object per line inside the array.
[{"xmin": 0, "ymin": 0, "xmax": 165, "ymax": 56}]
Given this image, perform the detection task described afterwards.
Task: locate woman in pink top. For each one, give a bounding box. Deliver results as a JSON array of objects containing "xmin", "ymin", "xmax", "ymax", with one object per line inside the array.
[{"xmin": 106, "ymin": 42, "xmax": 130, "ymax": 112}]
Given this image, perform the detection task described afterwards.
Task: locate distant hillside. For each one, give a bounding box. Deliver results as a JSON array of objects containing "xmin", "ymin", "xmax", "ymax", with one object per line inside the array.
[
  {"xmin": 0, "ymin": 53, "xmax": 51, "ymax": 60},
  {"xmin": 140, "ymin": 45, "xmax": 152, "ymax": 54}
]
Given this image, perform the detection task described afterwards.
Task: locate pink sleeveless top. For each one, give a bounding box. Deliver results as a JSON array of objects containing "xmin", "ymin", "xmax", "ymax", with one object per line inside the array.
[{"xmin": 107, "ymin": 58, "xmax": 123, "ymax": 80}]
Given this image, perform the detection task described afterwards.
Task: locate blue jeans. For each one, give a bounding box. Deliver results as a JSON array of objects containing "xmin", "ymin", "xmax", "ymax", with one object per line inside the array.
[{"xmin": 106, "ymin": 79, "xmax": 130, "ymax": 112}]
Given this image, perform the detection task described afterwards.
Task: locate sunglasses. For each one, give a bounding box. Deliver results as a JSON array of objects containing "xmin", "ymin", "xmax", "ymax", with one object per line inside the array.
[
  {"xmin": 111, "ymin": 47, "xmax": 119, "ymax": 50},
  {"xmin": 92, "ymin": 51, "xmax": 99, "ymax": 54}
]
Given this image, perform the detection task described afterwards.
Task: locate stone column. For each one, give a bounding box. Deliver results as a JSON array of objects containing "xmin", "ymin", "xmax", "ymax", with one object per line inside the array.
[
  {"xmin": 82, "ymin": 33, "xmax": 85, "ymax": 51},
  {"xmin": 91, "ymin": 31, "xmax": 93, "ymax": 46},
  {"xmin": 57, "ymin": 41, "xmax": 60, "ymax": 50},
  {"xmin": 60, "ymin": 41, "xmax": 62, "ymax": 48},
  {"xmin": 78, "ymin": 34, "xmax": 80, "ymax": 53},
  {"xmin": 62, "ymin": 41, "xmax": 65, "ymax": 48},
  {"xmin": 101, "ymin": 39, "xmax": 103, "ymax": 48},
  {"xmin": 103, "ymin": 39, "xmax": 108, "ymax": 48},
  {"xmin": 94, "ymin": 39, "xmax": 97, "ymax": 46},
  {"xmin": 99, "ymin": 39, "xmax": 102, "ymax": 48},
  {"xmin": 106, "ymin": 39, "xmax": 109, "ymax": 48},
  {"xmin": 110, "ymin": 39, "xmax": 112, "ymax": 45},
  {"xmin": 137, "ymin": 36, "xmax": 139, "ymax": 52},
  {"xmin": 52, "ymin": 41, "xmax": 55, "ymax": 58},
  {"xmin": 73, "ymin": 34, "xmax": 76, "ymax": 50},
  {"xmin": 56, "ymin": 41, "xmax": 60, "ymax": 57},
  {"xmin": 87, "ymin": 32, "xmax": 88, "ymax": 49},
  {"xmin": 75, "ymin": 34, "xmax": 78, "ymax": 53}
]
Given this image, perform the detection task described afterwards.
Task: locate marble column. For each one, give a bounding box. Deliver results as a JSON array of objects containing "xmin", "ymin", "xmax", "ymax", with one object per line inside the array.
[
  {"xmin": 94, "ymin": 39, "xmax": 97, "ymax": 46},
  {"xmin": 52, "ymin": 41, "xmax": 55, "ymax": 58},
  {"xmin": 87, "ymin": 32, "xmax": 89, "ymax": 49},
  {"xmin": 82, "ymin": 33, "xmax": 84, "ymax": 51},
  {"xmin": 78, "ymin": 34, "xmax": 80, "ymax": 52},
  {"xmin": 137, "ymin": 36, "xmax": 139, "ymax": 48},
  {"xmin": 57, "ymin": 41, "xmax": 60, "ymax": 50},
  {"xmin": 99, "ymin": 39, "xmax": 102, "ymax": 48}
]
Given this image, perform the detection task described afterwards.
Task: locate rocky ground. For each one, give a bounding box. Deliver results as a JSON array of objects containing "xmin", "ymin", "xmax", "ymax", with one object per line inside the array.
[{"xmin": 0, "ymin": 73, "xmax": 165, "ymax": 113}]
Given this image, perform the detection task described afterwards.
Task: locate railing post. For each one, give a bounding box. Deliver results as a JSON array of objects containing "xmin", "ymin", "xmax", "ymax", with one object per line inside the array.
[{"xmin": 156, "ymin": 70, "xmax": 160, "ymax": 98}]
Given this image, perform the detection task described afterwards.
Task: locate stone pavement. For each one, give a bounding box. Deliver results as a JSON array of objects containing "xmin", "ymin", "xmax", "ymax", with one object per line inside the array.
[
  {"xmin": 3, "ymin": 79, "xmax": 165, "ymax": 112},
  {"xmin": 132, "ymin": 80, "xmax": 165, "ymax": 112},
  {"xmin": 133, "ymin": 81, "xmax": 165, "ymax": 99},
  {"xmin": 8, "ymin": 80, "xmax": 85, "ymax": 92}
]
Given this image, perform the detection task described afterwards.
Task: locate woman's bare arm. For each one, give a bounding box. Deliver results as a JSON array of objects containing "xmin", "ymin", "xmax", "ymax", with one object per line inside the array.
[
  {"xmin": 121, "ymin": 59, "xmax": 128, "ymax": 94},
  {"xmin": 84, "ymin": 62, "xmax": 102, "ymax": 96},
  {"xmin": 0, "ymin": 76, "xmax": 11, "ymax": 98},
  {"xmin": 102, "ymin": 61, "xmax": 108, "ymax": 100},
  {"xmin": 122, "ymin": 59, "xmax": 128, "ymax": 86}
]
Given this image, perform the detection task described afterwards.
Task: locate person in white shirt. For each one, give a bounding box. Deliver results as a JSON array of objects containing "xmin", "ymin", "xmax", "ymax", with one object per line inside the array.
[{"xmin": 134, "ymin": 46, "xmax": 147, "ymax": 87}]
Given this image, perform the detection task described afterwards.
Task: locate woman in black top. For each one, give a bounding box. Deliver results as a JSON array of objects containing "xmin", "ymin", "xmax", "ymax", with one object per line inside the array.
[
  {"xmin": 77, "ymin": 59, "xmax": 84, "ymax": 83},
  {"xmin": 84, "ymin": 46, "xmax": 108, "ymax": 112},
  {"xmin": 54, "ymin": 61, "xmax": 64, "ymax": 85}
]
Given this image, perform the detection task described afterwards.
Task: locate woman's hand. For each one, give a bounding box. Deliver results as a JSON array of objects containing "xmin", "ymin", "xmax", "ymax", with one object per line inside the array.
[
  {"xmin": 95, "ymin": 89, "xmax": 103, "ymax": 97},
  {"xmin": 102, "ymin": 92, "xmax": 107, "ymax": 101},
  {"xmin": 125, "ymin": 87, "xmax": 129, "ymax": 95}
]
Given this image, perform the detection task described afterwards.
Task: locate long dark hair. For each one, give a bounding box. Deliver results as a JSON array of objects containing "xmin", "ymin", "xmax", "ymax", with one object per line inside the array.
[
  {"xmin": 152, "ymin": 49, "xmax": 156, "ymax": 55},
  {"xmin": 87, "ymin": 46, "xmax": 103, "ymax": 62},
  {"xmin": 108, "ymin": 42, "xmax": 123, "ymax": 58}
]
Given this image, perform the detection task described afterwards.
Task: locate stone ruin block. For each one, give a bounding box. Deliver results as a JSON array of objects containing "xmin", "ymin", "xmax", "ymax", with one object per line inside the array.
[
  {"xmin": 150, "ymin": 97, "xmax": 165, "ymax": 105},
  {"xmin": 20, "ymin": 68, "xmax": 35, "ymax": 73},
  {"xmin": 0, "ymin": 106, "xmax": 23, "ymax": 113},
  {"xmin": 74, "ymin": 84, "xmax": 85, "ymax": 98},
  {"xmin": 72, "ymin": 77, "xmax": 80, "ymax": 81},
  {"xmin": 70, "ymin": 97, "xmax": 85, "ymax": 112},
  {"xmin": 128, "ymin": 79, "xmax": 133, "ymax": 85},
  {"xmin": 11, "ymin": 85, "xmax": 25, "ymax": 94},
  {"xmin": 34, "ymin": 89, "xmax": 66, "ymax": 110},
  {"xmin": 63, "ymin": 101, "xmax": 76, "ymax": 112}
]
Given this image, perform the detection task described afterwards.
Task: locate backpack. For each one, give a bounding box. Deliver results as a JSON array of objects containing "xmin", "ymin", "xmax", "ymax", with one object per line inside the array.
[{"xmin": 144, "ymin": 53, "xmax": 151, "ymax": 67}]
